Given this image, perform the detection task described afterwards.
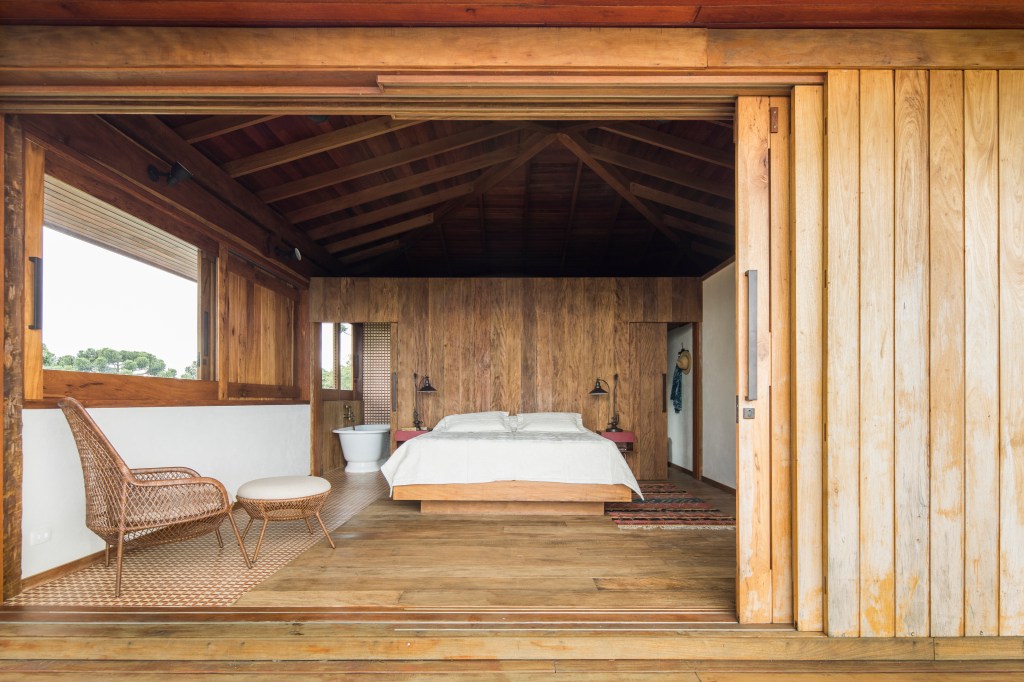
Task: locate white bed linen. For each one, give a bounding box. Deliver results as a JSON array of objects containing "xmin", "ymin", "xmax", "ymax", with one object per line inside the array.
[{"xmin": 381, "ymin": 429, "xmax": 642, "ymax": 497}]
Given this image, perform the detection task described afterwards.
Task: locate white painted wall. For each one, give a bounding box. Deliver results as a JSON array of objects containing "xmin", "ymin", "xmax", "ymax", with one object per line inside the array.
[
  {"xmin": 701, "ymin": 263, "xmax": 737, "ymax": 489},
  {"xmin": 21, "ymin": 404, "xmax": 311, "ymax": 578},
  {"xmin": 667, "ymin": 324, "xmax": 693, "ymax": 471}
]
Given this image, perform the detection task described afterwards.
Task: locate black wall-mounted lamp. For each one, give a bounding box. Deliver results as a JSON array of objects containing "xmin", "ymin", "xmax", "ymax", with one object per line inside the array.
[
  {"xmin": 589, "ymin": 373, "xmax": 622, "ymax": 432},
  {"xmin": 274, "ymin": 244, "xmax": 303, "ymax": 262},
  {"xmin": 412, "ymin": 373, "xmax": 438, "ymax": 431},
  {"xmin": 147, "ymin": 162, "xmax": 192, "ymax": 187}
]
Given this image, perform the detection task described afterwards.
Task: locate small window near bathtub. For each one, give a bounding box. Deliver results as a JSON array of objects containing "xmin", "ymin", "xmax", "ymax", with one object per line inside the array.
[
  {"xmin": 320, "ymin": 322, "xmax": 354, "ymax": 390},
  {"xmin": 41, "ymin": 175, "xmax": 203, "ymax": 380}
]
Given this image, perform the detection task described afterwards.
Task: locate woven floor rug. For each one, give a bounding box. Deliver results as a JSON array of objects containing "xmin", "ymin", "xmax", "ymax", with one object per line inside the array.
[
  {"xmin": 3, "ymin": 470, "xmax": 387, "ymax": 608},
  {"xmin": 606, "ymin": 482, "xmax": 736, "ymax": 530}
]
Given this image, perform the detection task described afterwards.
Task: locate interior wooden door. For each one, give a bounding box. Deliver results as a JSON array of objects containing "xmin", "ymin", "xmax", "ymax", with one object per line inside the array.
[
  {"xmin": 629, "ymin": 322, "xmax": 668, "ymax": 481},
  {"xmin": 735, "ymin": 95, "xmax": 793, "ymax": 625}
]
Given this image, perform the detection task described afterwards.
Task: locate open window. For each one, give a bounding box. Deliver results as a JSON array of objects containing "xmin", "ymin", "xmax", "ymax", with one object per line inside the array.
[
  {"xmin": 320, "ymin": 322, "xmax": 355, "ymax": 396},
  {"xmin": 22, "ymin": 142, "xmax": 220, "ymax": 404},
  {"xmin": 41, "ymin": 175, "xmax": 204, "ymax": 381}
]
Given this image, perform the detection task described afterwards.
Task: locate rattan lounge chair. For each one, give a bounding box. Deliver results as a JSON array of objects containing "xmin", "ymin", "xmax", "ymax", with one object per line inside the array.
[{"xmin": 58, "ymin": 397, "xmax": 251, "ymax": 597}]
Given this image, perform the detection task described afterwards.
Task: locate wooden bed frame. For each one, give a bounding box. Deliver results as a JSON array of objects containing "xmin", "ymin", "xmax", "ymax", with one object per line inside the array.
[{"xmin": 391, "ymin": 480, "xmax": 633, "ymax": 515}]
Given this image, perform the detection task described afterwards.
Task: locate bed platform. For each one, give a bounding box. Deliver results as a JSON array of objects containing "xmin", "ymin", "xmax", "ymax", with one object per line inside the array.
[{"xmin": 392, "ymin": 481, "xmax": 633, "ymax": 515}]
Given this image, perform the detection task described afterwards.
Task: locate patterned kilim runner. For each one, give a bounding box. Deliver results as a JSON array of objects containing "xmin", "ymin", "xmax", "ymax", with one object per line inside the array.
[{"xmin": 606, "ymin": 482, "xmax": 736, "ymax": 530}]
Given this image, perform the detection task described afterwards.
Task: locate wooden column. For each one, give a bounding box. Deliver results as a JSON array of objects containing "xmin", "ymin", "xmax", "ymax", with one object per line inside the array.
[
  {"xmin": 790, "ymin": 84, "xmax": 825, "ymax": 633},
  {"xmin": 2, "ymin": 115, "xmax": 25, "ymax": 600}
]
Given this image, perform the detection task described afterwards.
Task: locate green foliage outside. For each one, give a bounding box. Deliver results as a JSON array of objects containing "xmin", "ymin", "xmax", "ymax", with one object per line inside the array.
[
  {"xmin": 320, "ymin": 323, "xmax": 353, "ymax": 390},
  {"xmin": 43, "ymin": 344, "xmax": 193, "ymax": 379},
  {"xmin": 321, "ymin": 360, "xmax": 353, "ymax": 390}
]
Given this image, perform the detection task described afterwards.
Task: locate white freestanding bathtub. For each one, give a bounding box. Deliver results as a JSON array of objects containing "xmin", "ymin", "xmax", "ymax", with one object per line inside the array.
[{"xmin": 333, "ymin": 424, "xmax": 390, "ymax": 473}]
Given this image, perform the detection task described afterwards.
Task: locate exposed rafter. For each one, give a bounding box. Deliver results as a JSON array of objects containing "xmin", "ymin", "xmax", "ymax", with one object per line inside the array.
[
  {"xmin": 557, "ymin": 132, "xmax": 679, "ymax": 245},
  {"xmin": 258, "ymin": 122, "xmax": 516, "ymax": 204},
  {"xmin": 222, "ymin": 117, "xmax": 425, "ymax": 177},
  {"xmin": 600, "ymin": 122, "xmax": 735, "ymax": 169},
  {"xmin": 288, "ymin": 145, "xmax": 521, "ymax": 224},
  {"xmin": 339, "ymin": 239, "xmax": 404, "ymax": 265},
  {"xmin": 174, "ymin": 115, "xmax": 278, "ymax": 144},
  {"xmin": 100, "ymin": 114, "xmax": 337, "ymax": 274},
  {"xmin": 664, "ymin": 215, "xmax": 734, "ymax": 245},
  {"xmin": 327, "ymin": 213, "xmax": 434, "ymax": 254},
  {"xmin": 433, "ymin": 132, "xmax": 557, "ymax": 223},
  {"xmin": 584, "ymin": 139, "xmax": 735, "ymax": 200},
  {"xmin": 631, "ymin": 182, "xmax": 733, "ymax": 226},
  {"xmin": 310, "ymin": 183, "xmax": 473, "ymax": 242}
]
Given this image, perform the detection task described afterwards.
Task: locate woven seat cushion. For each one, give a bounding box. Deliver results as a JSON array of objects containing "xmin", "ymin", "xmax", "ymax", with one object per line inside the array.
[{"xmin": 237, "ymin": 475, "xmax": 331, "ymax": 501}]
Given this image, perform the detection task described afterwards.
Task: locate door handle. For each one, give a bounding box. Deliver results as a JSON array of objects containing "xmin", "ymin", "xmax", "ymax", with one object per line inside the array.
[{"xmin": 745, "ymin": 269, "xmax": 757, "ymax": 401}]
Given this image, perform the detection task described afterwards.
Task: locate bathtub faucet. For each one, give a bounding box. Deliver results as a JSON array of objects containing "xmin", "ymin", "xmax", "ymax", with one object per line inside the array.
[{"xmin": 344, "ymin": 404, "xmax": 355, "ymax": 424}]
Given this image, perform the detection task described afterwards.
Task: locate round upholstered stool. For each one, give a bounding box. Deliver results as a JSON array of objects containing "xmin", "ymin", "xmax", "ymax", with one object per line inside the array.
[{"xmin": 236, "ymin": 476, "xmax": 335, "ymax": 564}]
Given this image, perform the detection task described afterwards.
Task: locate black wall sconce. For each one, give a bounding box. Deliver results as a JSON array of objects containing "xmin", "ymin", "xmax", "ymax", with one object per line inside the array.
[
  {"xmin": 589, "ymin": 373, "xmax": 622, "ymax": 432},
  {"xmin": 274, "ymin": 244, "xmax": 303, "ymax": 262},
  {"xmin": 147, "ymin": 162, "xmax": 192, "ymax": 187},
  {"xmin": 412, "ymin": 373, "xmax": 438, "ymax": 430}
]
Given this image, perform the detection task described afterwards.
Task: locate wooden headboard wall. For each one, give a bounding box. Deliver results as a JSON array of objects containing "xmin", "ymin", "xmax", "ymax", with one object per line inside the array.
[{"xmin": 312, "ymin": 277, "xmax": 700, "ymax": 478}]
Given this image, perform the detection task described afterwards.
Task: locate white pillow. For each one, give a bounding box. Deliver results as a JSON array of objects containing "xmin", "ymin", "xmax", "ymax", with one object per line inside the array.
[
  {"xmin": 514, "ymin": 412, "xmax": 585, "ymax": 433},
  {"xmin": 434, "ymin": 411, "xmax": 511, "ymax": 433}
]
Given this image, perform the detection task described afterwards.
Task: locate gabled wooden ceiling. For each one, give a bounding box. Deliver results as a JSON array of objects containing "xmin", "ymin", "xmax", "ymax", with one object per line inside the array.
[
  {"xmin": 3, "ymin": 1, "xmax": 1022, "ymax": 28},
  {"xmin": 157, "ymin": 115, "xmax": 735, "ymax": 277}
]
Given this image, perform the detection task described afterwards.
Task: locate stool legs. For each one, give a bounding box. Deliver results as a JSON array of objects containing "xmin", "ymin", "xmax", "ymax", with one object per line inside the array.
[
  {"xmin": 315, "ymin": 512, "xmax": 336, "ymax": 549},
  {"xmin": 252, "ymin": 517, "xmax": 271, "ymax": 564},
  {"xmin": 225, "ymin": 512, "xmax": 252, "ymax": 569}
]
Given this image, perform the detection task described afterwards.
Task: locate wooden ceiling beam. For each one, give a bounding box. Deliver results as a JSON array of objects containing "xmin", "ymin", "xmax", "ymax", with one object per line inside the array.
[
  {"xmin": 663, "ymin": 214, "xmax": 734, "ymax": 245},
  {"xmin": 98, "ymin": 114, "xmax": 335, "ymax": 275},
  {"xmin": 339, "ymin": 239, "xmax": 404, "ymax": 265},
  {"xmin": 309, "ymin": 183, "xmax": 473, "ymax": 242},
  {"xmin": 259, "ymin": 122, "xmax": 515, "ymax": 204},
  {"xmin": 174, "ymin": 115, "xmax": 278, "ymax": 144},
  {"xmin": 433, "ymin": 131, "xmax": 557, "ymax": 222},
  {"xmin": 559, "ymin": 158, "xmax": 584, "ymax": 275},
  {"xmin": 631, "ymin": 182, "xmax": 733, "ymax": 226},
  {"xmin": 584, "ymin": 139, "xmax": 734, "ymax": 200},
  {"xmin": 222, "ymin": 117, "xmax": 425, "ymax": 178},
  {"xmin": 288, "ymin": 145, "xmax": 520, "ymax": 224},
  {"xmin": 326, "ymin": 213, "xmax": 434, "ymax": 254},
  {"xmin": 691, "ymin": 240, "xmax": 734, "ymax": 261},
  {"xmin": 601, "ymin": 122, "xmax": 734, "ymax": 169},
  {"xmin": 557, "ymin": 132, "xmax": 679, "ymax": 245}
]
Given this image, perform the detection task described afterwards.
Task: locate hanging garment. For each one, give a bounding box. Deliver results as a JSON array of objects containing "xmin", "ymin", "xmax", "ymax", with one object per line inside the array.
[{"xmin": 670, "ymin": 364, "xmax": 683, "ymax": 413}]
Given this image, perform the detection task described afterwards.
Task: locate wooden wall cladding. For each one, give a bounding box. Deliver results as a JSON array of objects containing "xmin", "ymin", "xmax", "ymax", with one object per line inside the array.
[
  {"xmin": 311, "ymin": 277, "xmax": 700, "ymax": 478},
  {"xmin": 822, "ymin": 69, "xmax": 1024, "ymax": 638},
  {"xmin": 222, "ymin": 253, "xmax": 302, "ymax": 398}
]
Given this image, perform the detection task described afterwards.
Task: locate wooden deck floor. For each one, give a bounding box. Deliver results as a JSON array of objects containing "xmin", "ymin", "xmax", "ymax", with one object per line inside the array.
[
  {"xmin": 236, "ymin": 469, "xmax": 737, "ymax": 616},
  {"xmin": 3, "ymin": 469, "xmax": 1023, "ymax": 678}
]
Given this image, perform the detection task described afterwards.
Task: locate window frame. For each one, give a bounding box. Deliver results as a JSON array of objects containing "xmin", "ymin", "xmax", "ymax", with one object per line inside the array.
[
  {"xmin": 320, "ymin": 321, "xmax": 358, "ymax": 402},
  {"xmin": 22, "ymin": 131, "xmax": 307, "ymax": 408}
]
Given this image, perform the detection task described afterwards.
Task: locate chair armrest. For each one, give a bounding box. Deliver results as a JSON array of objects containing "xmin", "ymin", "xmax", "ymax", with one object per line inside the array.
[
  {"xmin": 131, "ymin": 467, "xmax": 201, "ymax": 481},
  {"xmin": 126, "ymin": 475, "xmax": 232, "ymax": 521}
]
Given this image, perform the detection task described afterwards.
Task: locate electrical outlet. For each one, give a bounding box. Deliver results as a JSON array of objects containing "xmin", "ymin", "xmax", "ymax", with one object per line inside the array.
[{"xmin": 29, "ymin": 529, "xmax": 51, "ymax": 545}]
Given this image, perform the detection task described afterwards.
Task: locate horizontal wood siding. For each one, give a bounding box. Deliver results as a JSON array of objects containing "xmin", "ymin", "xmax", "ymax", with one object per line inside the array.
[
  {"xmin": 311, "ymin": 277, "xmax": 700, "ymax": 480},
  {"xmin": 824, "ymin": 69, "xmax": 1024, "ymax": 637}
]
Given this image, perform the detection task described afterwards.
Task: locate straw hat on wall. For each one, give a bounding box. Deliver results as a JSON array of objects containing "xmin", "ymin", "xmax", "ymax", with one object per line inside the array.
[{"xmin": 676, "ymin": 348, "xmax": 691, "ymax": 375}]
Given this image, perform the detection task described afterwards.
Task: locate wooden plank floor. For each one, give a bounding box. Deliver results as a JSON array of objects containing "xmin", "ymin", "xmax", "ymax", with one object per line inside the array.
[
  {"xmin": 3, "ymin": 469, "xmax": 1021, "ymax": 678},
  {"xmin": 234, "ymin": 468, "xmax": 737, "ymax": 616}
]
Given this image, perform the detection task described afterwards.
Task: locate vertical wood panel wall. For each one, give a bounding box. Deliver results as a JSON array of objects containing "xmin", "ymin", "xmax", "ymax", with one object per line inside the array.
[
  {"xmin": 311, "ymin": 277, "xmax": 700, "ymax": 478},
  {"xmin": 823, "ymin": 69, "xmax": 1024, "ymax": 637}
]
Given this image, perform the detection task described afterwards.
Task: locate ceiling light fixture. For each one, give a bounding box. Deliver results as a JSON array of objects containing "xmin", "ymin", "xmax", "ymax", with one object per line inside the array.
[{"xmin": 147, "ymin": 162, "xmax": 192, "ymax": 187}]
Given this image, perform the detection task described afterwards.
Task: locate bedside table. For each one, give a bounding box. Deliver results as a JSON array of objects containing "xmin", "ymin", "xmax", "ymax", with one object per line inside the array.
[
  {"xmin": 600, "ymin": 430, "xmax": 635, "ymax": 452},
  {"xmin": 600, "ymin": 431, "xmax": 638, "ymax": 476},
  {"xmin": 395, "ymin": 429, "xmax": 429, "ymax": 446}
]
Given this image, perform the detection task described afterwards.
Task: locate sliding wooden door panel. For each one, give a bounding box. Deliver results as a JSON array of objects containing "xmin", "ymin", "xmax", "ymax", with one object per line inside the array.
[{"xmin": 629, "ymin": 322, "xmax": 668, "ymax": 481}]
